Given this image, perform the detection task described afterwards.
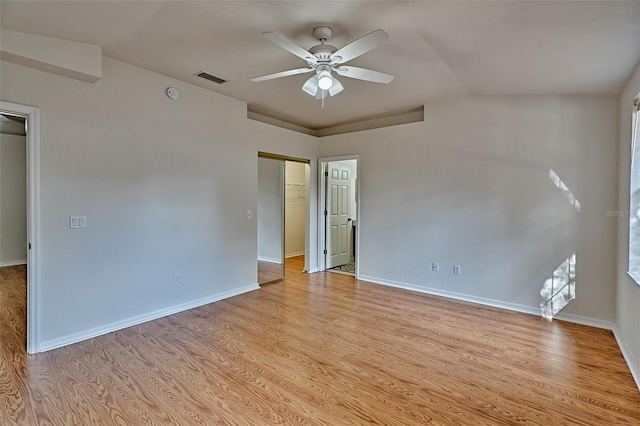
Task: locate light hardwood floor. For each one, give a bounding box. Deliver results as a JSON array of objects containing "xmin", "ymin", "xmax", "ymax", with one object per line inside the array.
[
  {"xmin": 1, "ymin": 265, "xmax": 639, "ymax": 425},
  {"xmin": 258, "ymin": 255, "xmax": 305, "ymax": 284}
]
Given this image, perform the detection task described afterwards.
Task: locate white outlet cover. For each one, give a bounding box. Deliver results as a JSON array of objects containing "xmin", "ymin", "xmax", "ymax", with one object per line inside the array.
[{"xmin": 69, "ymin": 216, "xmax": 87, "ymax": 229}]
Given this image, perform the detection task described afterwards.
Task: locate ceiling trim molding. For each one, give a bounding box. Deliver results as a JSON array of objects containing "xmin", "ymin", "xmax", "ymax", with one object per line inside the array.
[
  {"xmin": 315, "ymin": 108, "xmax": 424, "ymax": 137},
  {"xmin": 247, "ymin": 111, "xmax": 316, "ymax": 136},
  {"xmin": 247, "ymin": 107, "xmax": 424, "ymax": 138}
]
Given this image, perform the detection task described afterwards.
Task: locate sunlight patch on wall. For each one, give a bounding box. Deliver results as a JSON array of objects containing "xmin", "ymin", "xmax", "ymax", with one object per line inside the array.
[
  {"xmin": 540, "ymin": 169, "xmax": 579, "ymax": 318},
  {"xmin": 549, "ymin": 169, "xmax": 580, "ymax": 212},
  {"xmin": 540, "ymin": 254, "xmax": 576, "ymax": 319}
]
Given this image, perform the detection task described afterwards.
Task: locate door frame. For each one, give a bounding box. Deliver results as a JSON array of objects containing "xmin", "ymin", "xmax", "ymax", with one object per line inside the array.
[
  {"xmin": 1, "ymin": 101, "xmax": 41, "ymax": 354},
  {"xmin": 257, "ymin": 155, "xmax": 286, "ymax": 284},
  {"xmin": 257, "ymin": 152, "xmax": 311, "ymax": 278},
  {"xmin": 318, "ymin": 155, "xmax": 360, "ymax": 277}
]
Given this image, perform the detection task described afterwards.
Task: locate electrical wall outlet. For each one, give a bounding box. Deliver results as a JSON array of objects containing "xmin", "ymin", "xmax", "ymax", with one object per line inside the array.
[
  {"xmin": 174, "ymin": 273, "xmax": 181, "ymax": 285},
  {"xmin": 453, "ymin": 265, "xmax": 461, "ymax": 275},
  {"xmin": 69, "ymin": 216, "xmax": 87, "ymax": 229},
  {"xmin": 431, "ymin": 262, "xmax": 439, "ymax": 272}
]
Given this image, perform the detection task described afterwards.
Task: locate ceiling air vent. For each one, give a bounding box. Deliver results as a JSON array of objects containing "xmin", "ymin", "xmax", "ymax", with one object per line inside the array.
[{"xmin": 195, "ymin": 71, "xmax": 227, "ymax": 84}]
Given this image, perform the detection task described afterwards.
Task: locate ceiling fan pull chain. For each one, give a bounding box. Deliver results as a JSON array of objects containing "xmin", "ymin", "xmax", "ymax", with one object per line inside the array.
[{"xmin": 321, "ymin": 91, "xmax": 325, "ymax": 110}]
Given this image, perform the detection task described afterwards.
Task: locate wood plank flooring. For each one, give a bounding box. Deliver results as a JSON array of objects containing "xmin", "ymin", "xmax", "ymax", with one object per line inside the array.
[
  {"xmin": 1, "ymin": 265, "xmax": 639, "ymax": 425},
  {"xmin": 258, "ymin": 255, "xmax": 305, "ymax": 285},
  {"xmin": 284, "ymin": 255, "xmax": 305, "ymax": 277}
]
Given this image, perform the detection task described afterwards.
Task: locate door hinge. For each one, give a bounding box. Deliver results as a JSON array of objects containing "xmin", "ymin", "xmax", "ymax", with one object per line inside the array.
[
  {"xmin": 324, "ymin": 210, "xmax": 327, "ymax": 216},
  {"xmin": 324, "ymin": 249, "xmax": 327, "ymax": 255},
  {"xmin": 325, "ymin": 171, "xmax": 328, "ymax": 177},
  {"xmin": 28, "ymin": 243, "xmax": 31, "ymax": 250}
]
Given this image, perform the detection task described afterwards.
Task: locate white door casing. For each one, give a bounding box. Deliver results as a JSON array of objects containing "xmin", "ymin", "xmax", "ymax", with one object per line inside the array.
[
  {"xmin": 0, "ymin": 101, "xmax": 40, "ymax": 354},
  {"xmin": 326, "ymin": 163, "xmax": 351, "ymax": 268}
]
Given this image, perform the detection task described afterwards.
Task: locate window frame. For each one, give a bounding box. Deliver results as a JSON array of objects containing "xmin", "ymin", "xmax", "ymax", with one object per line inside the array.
[{"xmin": 627, "ymin": 97, "xmax": 640, "ymax": 285}]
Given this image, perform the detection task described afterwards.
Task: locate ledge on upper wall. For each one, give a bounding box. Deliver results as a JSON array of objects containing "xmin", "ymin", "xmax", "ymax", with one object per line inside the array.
[
  {"xmin": 0, "ymin": 114, "xmax": 26, "ymax": 136},
  {"xmin": 0, "ymin": 29, "xmax": 102, "ymax": 83},
  {"xmin": 247, "ymin": 106, "xmax": 424, "ymax": 138}
]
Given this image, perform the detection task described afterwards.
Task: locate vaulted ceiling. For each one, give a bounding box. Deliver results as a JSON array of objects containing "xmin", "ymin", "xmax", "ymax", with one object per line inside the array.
[{"xmin": 1, "ymin": 1, "xmax": 639, "ymax": 130}]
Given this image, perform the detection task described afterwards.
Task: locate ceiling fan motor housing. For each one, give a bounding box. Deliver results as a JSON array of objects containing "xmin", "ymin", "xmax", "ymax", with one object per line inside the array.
[
  {"xmin": 313, "ymin": 26, "xmax": 333, "ymax": 41},
  {"xmin": 309, "ymin": 49, "xmax": 336, "ymax": 62},
  {"xmin": 310, "ymin": 26, "xmax": 338, "ymax": 65}
]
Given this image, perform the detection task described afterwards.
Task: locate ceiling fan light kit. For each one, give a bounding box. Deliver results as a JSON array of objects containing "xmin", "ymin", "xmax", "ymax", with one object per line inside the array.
[
  {"xmin": 251, "ymin": 26, "xmax": 394, "ymax": 108},
  {"xmin": 302, "ymin": 77, "xmax": 319, "ymax": 96},
  {"xmin": 317, "ymin": 69, "xmax": 333, "ymax": 90}
]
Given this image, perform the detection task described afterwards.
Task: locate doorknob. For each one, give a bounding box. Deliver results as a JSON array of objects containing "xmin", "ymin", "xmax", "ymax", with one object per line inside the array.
[{"xmin": 347, "ymin": 218, "xmax": 352, "ymax": 221}]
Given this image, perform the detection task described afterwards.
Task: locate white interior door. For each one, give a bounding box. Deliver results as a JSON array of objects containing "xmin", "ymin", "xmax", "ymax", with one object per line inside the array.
[{"xmin": 326, "ymin": 163, "xmax": 351, "ymax": 268}]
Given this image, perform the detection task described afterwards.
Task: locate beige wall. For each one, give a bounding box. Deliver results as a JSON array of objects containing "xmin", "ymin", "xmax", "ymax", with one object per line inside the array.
[
  {"xmin": 285, "ymin": 161, "xmax": 306, "ymax": 258},
  {"xmin": 257, "ymin": 157, "xmax": 284, "ymax": 263},
  {"xmin": 0, "ymin": 133, "xmax": 27, "ymax": 265},
  {"xmin": 320, "ymin": 95, "xmax": 619, "ymax": 324}
]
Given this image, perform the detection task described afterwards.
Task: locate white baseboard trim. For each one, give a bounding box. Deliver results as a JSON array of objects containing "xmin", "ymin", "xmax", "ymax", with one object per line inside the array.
[
  {"xmin": 358, "ymin": 274, "xmax": 541, "ymax": 317},
  {"xmin": 0, "ymin": 260, "xmax": 27, "ymax": 267},
  {"xmin": 285, "ymin": 251, "xmax": 305, "ymax": 259},
  {"xmin": 612, "ymin": 326, "xmax": 640, "ymax": 391},
  {"xmin": 38, "ymin": 283, "xmax": 260, "ymax": 353},
  {"xmin": 258, "ymin": 256, "xmax": 281, "ymax": 264},
  {"xmin": 358, "ymin": 275, "xmax": 619, "ymax": 331},
  {"xmin": 553, "ymin": 312, "xmax": 616, "ymax": 330}
]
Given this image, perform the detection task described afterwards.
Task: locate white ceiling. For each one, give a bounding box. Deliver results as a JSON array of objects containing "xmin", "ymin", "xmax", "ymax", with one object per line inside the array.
[{"xmin": 1, "ymin": 1, "xmax": 639, "ymax": 130}]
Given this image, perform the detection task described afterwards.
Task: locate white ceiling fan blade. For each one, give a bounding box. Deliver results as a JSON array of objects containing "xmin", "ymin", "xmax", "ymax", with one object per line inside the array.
[
  {"xmin": 251, "ymin": 68, "xmax": 313, "ymax": 82},
  {"xmin": 262, "ymin": 31, "xmax": 317, "ymax": 64},
  {"xmin": 331, "ymin": 29, "xmax": 389, "ymax": 64},
  {"xmin": 302, "ymin": 76, "xmax": 319, "ymax": 96},
  {"xmin": 335, "ymin": 66, "xmax": 394, "ymax": 84},
  {"xmin": 328, "ymin": 78, "xmax": 344, "ymax": 96}
]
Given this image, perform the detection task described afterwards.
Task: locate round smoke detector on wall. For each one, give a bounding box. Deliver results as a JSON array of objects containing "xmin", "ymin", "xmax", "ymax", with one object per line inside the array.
[{"xmin": 166, "ymin": 87, "xmax": 180, "ymax": 100}]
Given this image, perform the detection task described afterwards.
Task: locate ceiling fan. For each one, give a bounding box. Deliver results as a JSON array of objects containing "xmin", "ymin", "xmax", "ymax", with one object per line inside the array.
[{"xmin": 251, "ymin": 26, "xmax": 394, "ymax": 102}]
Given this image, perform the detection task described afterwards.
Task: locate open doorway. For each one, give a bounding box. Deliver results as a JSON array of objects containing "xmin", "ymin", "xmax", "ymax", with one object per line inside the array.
[
  {"xmin": 0, "ymin": 101, "xmax": 40, "ymax": 354},
  {"xmin": 0, "ymin": 114, "xmax": 27, "ymax": 267},
  {"xmin": 257, "ymin": 156, "xmax": 284, "ymax": 284},
  {"xmin": 319, "ymin": 157, "xmax": 358, "ymax": 276},
  {"xmin": 257, "ymin": 152, "xmax": 310, "ymax": 285},
  {"xmin": 0, "ymin": 113, "xmax": 27, "ymax": 357},
  {"xmin": 284, "ymin": 161, "xmax": 307, "ymax": 277}
]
